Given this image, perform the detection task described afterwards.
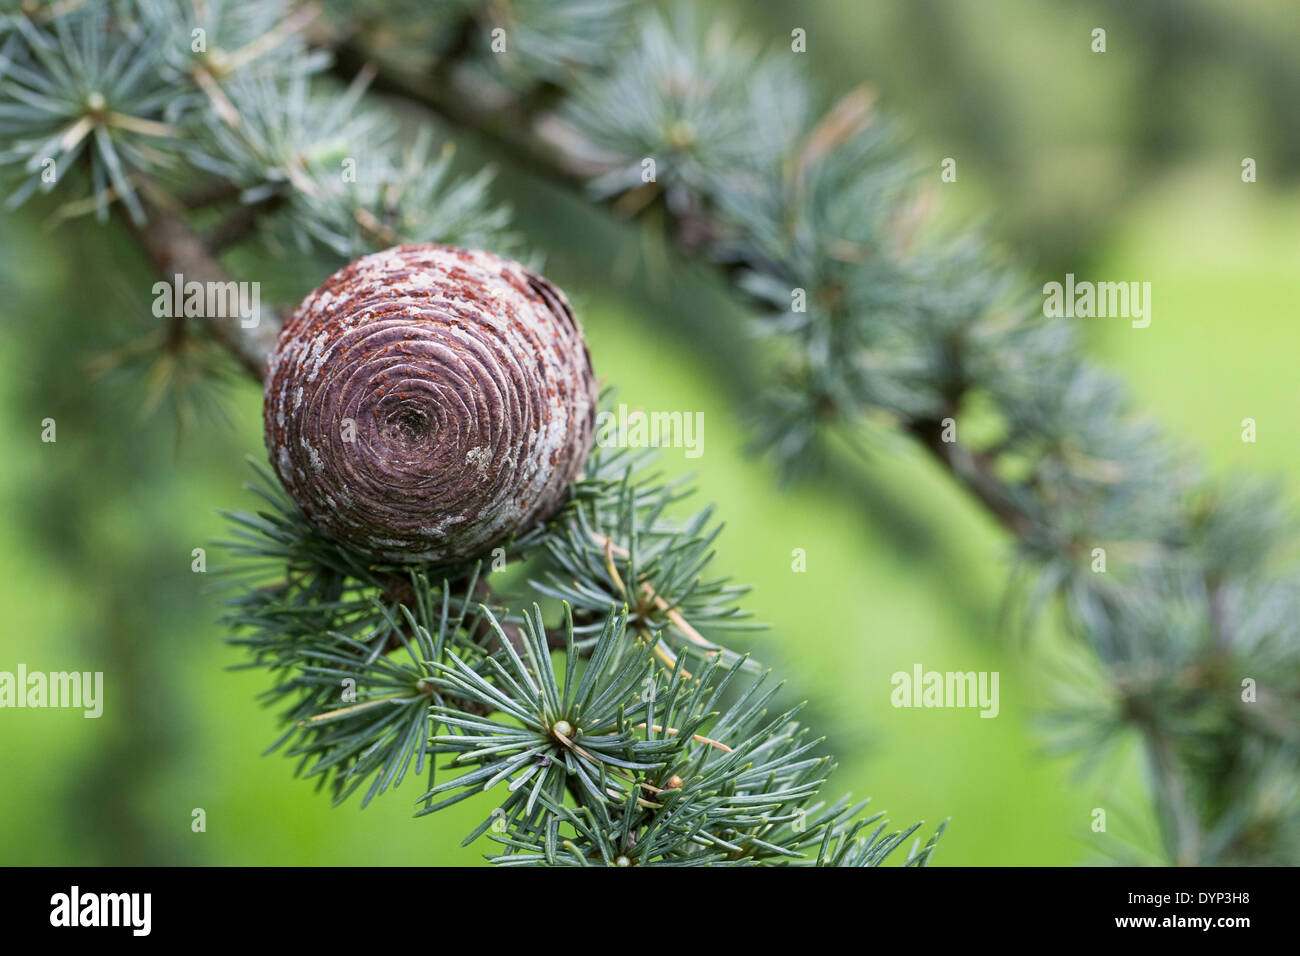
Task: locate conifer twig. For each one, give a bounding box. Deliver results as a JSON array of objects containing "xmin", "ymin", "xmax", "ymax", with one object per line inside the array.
[{"xmin": 122, "ymin": 193, "xmax": 278, "ymax": 381}]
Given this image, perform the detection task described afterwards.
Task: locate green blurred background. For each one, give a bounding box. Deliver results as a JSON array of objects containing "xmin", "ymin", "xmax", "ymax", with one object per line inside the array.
[{"xmin": 0, "ymin": 0, "xmax": 1296, "ymax": 865}]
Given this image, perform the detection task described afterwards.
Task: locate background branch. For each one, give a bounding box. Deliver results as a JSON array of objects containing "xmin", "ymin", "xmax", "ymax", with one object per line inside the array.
[{"xmin": 123, "ymin": 193, "xmax": 280, "ymax": 382}]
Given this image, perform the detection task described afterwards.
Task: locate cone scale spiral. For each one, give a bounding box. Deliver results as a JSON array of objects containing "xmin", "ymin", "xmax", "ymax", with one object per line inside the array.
[{"xmin": 264, "ymin": 245, "xmax": 598, "ymax": 564}]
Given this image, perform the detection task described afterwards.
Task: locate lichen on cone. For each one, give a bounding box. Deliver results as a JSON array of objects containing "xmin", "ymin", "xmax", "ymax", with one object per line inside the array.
[{"xmin": 263, "ymin": 244, "xmax": 598, "ymax": 564}]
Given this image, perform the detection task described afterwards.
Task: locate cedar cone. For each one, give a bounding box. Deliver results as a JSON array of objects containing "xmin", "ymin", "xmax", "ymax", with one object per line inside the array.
[{"xmin": 264, "ymin": 244, "xmax": 597, "ymax": 564}]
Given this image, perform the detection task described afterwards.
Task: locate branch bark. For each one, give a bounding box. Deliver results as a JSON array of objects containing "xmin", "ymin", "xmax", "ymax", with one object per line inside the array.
[{"xmin": 123, "ymin": 193, "xmax": 279, "ymax": 382}]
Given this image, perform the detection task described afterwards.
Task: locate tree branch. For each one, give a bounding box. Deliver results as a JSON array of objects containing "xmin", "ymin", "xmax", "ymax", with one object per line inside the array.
[{"xmin": 123, "ymin": 193, "xmax": 280, "ymax": 382}]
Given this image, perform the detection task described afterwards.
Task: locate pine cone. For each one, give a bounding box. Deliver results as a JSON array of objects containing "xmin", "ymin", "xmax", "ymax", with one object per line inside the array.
[{"xmin": 264, "ymin": 244, "xmax": 598, "ymax": 564}]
